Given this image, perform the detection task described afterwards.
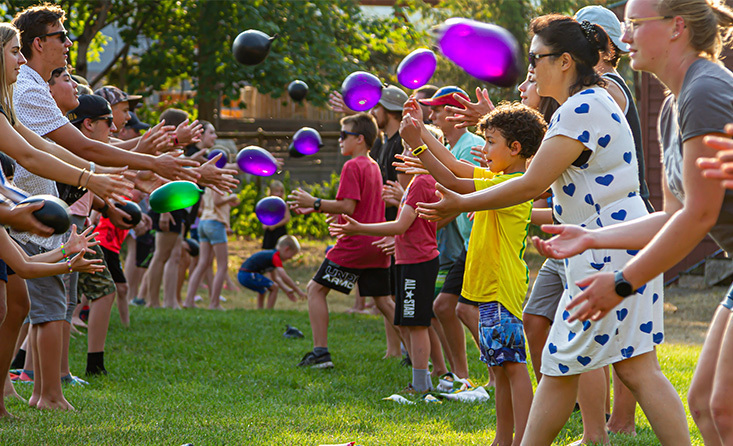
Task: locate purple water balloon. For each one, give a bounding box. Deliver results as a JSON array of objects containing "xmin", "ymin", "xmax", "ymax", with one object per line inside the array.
[
  {"xmin": 397, "ymin": 49, "xmax": 437, "ymax": 90},
  {"xmin": 341, "ymin": 71, "xmax": 383, "ymax": 112},
  {"xmin": 435, "ymin": 18, "xmax": 522, "ymax": 87},
  {"xmin": 236, "ymin": 146, "xmax": 278, "ymax": 176},
  {"xmin": 255, "ymin": 196, "xmax": 287, "ymax": 226},
  {"xmin": 292, "ymin": 127, "xmax": 323, "ymax": 156},
  {"xmin": 208, "ymin": 148, "xmax": 228, "ymax": 168}
]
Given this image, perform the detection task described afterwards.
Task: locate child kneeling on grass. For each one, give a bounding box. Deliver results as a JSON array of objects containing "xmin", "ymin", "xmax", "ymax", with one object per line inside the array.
[
  {"xmin": 237, "ymin": 235, "xmax": 305, "ymax": 309},
  {"xmin": 330, "ymin": 157, "xmax": 440, "ymax": 394},
  {"xmin": 401, "ymin": 99, "xmax": 545, "ymax": 444}
]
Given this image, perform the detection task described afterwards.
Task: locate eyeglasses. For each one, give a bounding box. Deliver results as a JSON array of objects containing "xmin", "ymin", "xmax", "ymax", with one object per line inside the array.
[
  {"xmin": 528, "ymin": 52, "xmax": 562, "ymax": 68},
  {"xmin": 339, "ymin": 130, "xmax": 360, "ymax": 140},
  {"xmin": 37, "ymin": 30, "xmax": 69, "ymax": 43},
  {"xmin": 93, "ymin": 116, "xmax": 114, "ymax": 127},
  {"xmin": 620, "ymin": 16, "xmax": 673, "ymax": 34}
]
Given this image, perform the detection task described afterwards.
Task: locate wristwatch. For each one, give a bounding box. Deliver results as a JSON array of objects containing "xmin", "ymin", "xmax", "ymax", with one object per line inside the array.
[
  {"xmin": 614, "ymin": 270, "xmax": 634, "ymax": 298},
  {"xmin": 313, "ymin": 198, "xmax": 322, "ymax": 212}
]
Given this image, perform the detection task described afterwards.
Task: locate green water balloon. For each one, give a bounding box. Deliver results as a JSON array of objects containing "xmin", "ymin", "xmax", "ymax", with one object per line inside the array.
[{"xmin": 149, "ymin": 181, "xmax": 203, "ymax": 213}]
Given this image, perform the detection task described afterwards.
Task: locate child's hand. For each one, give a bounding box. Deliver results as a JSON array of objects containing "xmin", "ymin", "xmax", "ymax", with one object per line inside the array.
[
  {"xmin": 327, "ymin": 91, "xmax": 356, "ymax": 115},
  {"xmin": 329, "ymin": 214, "xmax": 360, "ymax": 238},
  {"xmin": 66, "ymin": 224, "xmax": 99, "ymax": 255},
  {"xmin": 287, "ymin": 188, "xmax": 315, "ymax": 211},
  {"xmin": 175, "ymin": 119, "xmax": 204, "ymax": 146},
  {"xmin": 470, "ymin": 145, "xmax": 488, "ymax": 167},
  {"xmin": 69, "ymin": 251, "xmax": 105, "ymax": 274},
  {"xmin": 297, "ymin": 289, "xmax": 307, "ymax": 300},
  {"xmin": 416, "ymin": 183, "xmax": 465, "ymax": 222},
  {"xmin": 382, "ymin": 180, "xmax": 404, "ymax": 207},
  {"xmin": 399, "ymin": 113, "xmax": 424, "ymax": 150},
  {"xmin": 531, "ymin": 224, "xmax": 592, "ymax": 259},
  {"xmin": 402, "ymin": 96, "xmax": 424, "ymax": 122},
  {"xmin": 445, "ymin": 87, "xmax": 495, "ymax": 129},
  {"xmin": 372, "ymin": 236, "xmax": 395, "ymax": 256},
  {"xmin": 285, "ymin": 290, "xmax": 297, "ymax": 302},
  {"xmin": 393, "ymin": 154, "xmax": 428, "ymax": 175}
]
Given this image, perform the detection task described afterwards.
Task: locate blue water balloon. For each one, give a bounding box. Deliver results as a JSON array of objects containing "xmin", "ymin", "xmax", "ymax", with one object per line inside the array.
[
  {"xmin": 255, "ymin": 196, "xmax": 287, "ymax": 226},
  {"xmin": 236, "ymin": 146, "xmax": 278, "ymax": 176},
  {"xmin": 397, "ymin": 49, "xmax": 437, "ymax": 90},
  {"xmin": 292, "ymin": 127, "xmax": 323, "ymax": 156},
  {"xmin": 341, "ymin": 71, "xmax": 383, "ymax": 112},
  {"xmin": 435, "ymin": 18, "xmax": 522, "ymax": 87},
  {"xmin": 208, "ymin": 148, "xmax": 228, "ymax": 168}
]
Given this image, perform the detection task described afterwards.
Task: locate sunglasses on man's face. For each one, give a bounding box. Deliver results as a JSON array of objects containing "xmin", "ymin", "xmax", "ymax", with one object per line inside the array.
[
  {"xmin": 93, "ymin": 116, "xmax": 114, "ymax": 127},
  {"xmin": 38, "ymin": 30, "xmax": 69, "ymax": 43}
]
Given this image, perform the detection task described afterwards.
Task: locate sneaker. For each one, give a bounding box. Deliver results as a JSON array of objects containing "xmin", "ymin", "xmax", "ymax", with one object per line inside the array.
[
  {"xmin": 297, "ymin": 351, "xmax": 334, "ymax": 369},
  {"xmin": 441, "ymin": 385, "xmax": 490, "ymax": 403},
  {"xmin": 399, "ymin": 353, "xmax": 412, "ymax": 367},
  {"xmin": 382, "ymin": 394, "xmax": 415, "ymax": 405},
  {"xmin": 194, "ymin": 295, "xmax": 203, "ymax": 303},
  {"xmin": 130, "ymin": 298, "xmax": 146, "ymax": 306},
  {"xmin": 61, "ymin": 374, "xmax": 89, "ymax": 386},
  {"xmin": 283, "ymin": 324, "xmax": 304, "ymax": 339},
  {"xmin": 437, "ymin": 372, "xmax": 455, "ymax": 393},
  {"xmin": 422, "ymin": 394, "xmax": 442, "ymax": 404}
]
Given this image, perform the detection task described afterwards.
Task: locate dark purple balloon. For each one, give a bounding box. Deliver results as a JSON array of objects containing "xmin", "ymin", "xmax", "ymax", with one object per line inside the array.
[
  {"xmin": 292, "ymin": 127, "xmax": 323, "ymax": 156},
  {"xmin": 397, "ymin": 49, "xmax": 437, "ymax": 90},
  {"xmin": 288, "ymin": 80, "xmax": 308, "ymax": 102},
  {"xmin": 341, "ymin": 71, "xmax": 383, "ymax": 112},
  {"xmin": 208, "ymin": 148, "xmax": 228, "ymax": 168},
  {"xmin": 255, "ymin": 196, "xmax": 287, "ymax": 226},
  {"xmin": 435, "ymin": 18, "xmax": 522, "ymax": 87},
  {"xmin": 236, "ymin": 146, "xmax": 278, "ymax": 176}
]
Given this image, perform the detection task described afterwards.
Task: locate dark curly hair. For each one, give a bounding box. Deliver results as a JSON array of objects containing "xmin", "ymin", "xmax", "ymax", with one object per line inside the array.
[
  {"xmin": 477, "ymin": 102, "xmax": 547, "ymax": 159},
  {"xmin": 530, "ymin": 14, "xmax": 609, "ymax": 96}
]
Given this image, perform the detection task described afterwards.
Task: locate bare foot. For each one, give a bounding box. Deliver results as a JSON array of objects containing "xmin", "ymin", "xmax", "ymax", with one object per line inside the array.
[
  {"xmin": 0, "ymin": 408, "xmax": 18, "ymax": 420},
  {"xmin": 146, "ymin": 303, "xmax": 160, "ymax": 308},
  {"xmin": 182, "ymin": 303, "xmax": 197, "ymax": 309},
  {"xmin": 383, "ymin": 351, "xmax": 401, "ymax": 359},
  {"xmin": 4, "ymin": 378, "xmax": 25, "ymax": 403},
  {"xmin": 207, "ymin": 305, "xmax": 225, "ymax": 311},
  {"xmin": 607, "ymin": 422, "xmax": 637, "ymax": 436},
  {"xmin": 36, "ymin": 396, "xmax": 75, "ymax": 411},
  {"xmin": 28, "ymin": 394, "xmax": 39, "ymax": 408}
]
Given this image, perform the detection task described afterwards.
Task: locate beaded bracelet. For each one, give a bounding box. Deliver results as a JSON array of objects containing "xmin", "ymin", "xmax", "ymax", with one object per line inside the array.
[
  {"xmin": 66, "ymin": 257, "xmax": 73, "ymax": 273},
  {"xmin": 61, "ymin": 243, "xmax": 67, "ymax": 259}
]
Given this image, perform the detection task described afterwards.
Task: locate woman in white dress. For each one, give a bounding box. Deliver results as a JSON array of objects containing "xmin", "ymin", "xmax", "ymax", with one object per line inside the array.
[{"xmin": 417, "ymin": 13, "xmax": 689, "ymax": 445}]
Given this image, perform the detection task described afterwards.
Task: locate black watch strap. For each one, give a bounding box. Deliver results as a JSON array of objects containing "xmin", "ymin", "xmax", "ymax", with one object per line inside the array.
[
  {"xmin": 614, "ymin": 270, "xmax": 634, "ymax": 298},
  {"xmin": 313, "ymin": 198, "xmax": 322, "ymax": 212},
  {"xmin": 99, "ymin": 203, "xmax": 109, "ymax": 218}
]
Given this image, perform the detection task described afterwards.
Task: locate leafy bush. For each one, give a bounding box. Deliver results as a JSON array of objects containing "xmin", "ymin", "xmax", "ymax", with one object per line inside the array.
[{"xmin": 230, "ymin": 171, "xmax": 340, "ymax": 240}]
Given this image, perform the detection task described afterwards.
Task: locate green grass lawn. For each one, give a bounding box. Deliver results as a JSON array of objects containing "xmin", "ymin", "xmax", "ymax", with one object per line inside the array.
[{"xmin": 1, "ymin": 238, "xmax": 710, "ymax": 445}]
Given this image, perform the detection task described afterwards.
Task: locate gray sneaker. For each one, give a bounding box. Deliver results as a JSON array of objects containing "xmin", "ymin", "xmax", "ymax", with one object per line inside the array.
[{"xmin": 297, "ymin": 351, "xmax": 334, "ymax": 369}]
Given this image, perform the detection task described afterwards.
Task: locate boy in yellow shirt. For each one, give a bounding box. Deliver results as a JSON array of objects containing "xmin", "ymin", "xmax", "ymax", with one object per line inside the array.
[{"xmin": 400, "ymin": 100, "xmax": 546, "ymax": 445}]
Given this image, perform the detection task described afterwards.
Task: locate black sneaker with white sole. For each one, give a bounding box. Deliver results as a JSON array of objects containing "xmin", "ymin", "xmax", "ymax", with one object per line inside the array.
[{"xmin": 297, "ymin": 350, "xmax": 334, "ymax": 369}]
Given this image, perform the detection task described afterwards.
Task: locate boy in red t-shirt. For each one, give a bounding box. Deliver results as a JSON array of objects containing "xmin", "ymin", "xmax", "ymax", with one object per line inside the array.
[
  {"xmin": 288, "ymin": 113, "xmax": 393, "ymax": 369},
  {"xmin": 330, "ymin": 170, "xmax": 440, "ymax": 393}
]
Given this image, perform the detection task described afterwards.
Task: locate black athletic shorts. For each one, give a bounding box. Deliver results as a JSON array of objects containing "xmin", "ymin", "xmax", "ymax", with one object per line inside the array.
[
  {"xmin": 394, "ymin": 256, "xmax": 439, "ymax": 327},
  {"xmin": 312, "ymin": 259, "xmax": 391, "ymax": 297},
  {"xmin": 101, "ymin": 246, "xmax": 126, "ymax": 283},
  {"xmin": 441, "ymin": 247, "xmax": 466, "ymax": 296}
]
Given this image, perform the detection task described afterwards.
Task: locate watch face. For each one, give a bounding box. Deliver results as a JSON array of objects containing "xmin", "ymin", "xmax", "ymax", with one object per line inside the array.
[{"xmin": 615, "ymin": 281, "xmax": 633, "ymax": 297}]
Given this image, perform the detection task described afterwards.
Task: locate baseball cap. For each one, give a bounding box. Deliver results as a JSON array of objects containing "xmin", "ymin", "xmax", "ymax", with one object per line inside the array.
[
  {"xmin": 94, "ymin": 85, "xmax": 143, "ymax": 108},
  {"xmin": 378, "ymin": 85, "xmax": 409, "ymax": 112},
  {"xmin": 67, "ymin": 94, "xmax": 112, "ymax": 125},
  {"xmin": 125, "ymin": 112, "xmax": 150, "ymax": 131},
  {"xmin": 575, "ymin": 5, "xmax": 630, "ymax": 53},
  {"xmin": 417, "ymin": 86, "xmax": 469, "ymax": 109}
]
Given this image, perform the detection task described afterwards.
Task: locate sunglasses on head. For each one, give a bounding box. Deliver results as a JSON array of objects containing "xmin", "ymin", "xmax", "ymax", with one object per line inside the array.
[
  {"xmin": 339, "ymin": 130, "xmax": 360, "ymax": 140},
  {"xmin": 38, "ymin": 30, "xmax": 69, "ymax": 43}
]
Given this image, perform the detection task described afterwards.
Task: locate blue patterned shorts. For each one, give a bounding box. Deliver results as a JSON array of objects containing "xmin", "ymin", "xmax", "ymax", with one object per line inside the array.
[{"xmin": 478, "ymin": 301, "xmax": 527, "ymax": 367}]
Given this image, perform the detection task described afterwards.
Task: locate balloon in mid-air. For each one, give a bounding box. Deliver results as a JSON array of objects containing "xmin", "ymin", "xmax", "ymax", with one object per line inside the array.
[
  {"xmin": 341, "ymin": 71, "xmax": 383, "ymax": 112},
  {"xmin": 397, "ymin": 49, "xmax": 437, "ymax": 90},
  {"xmin": 115, "ymin": 200, "xmax": 142, "ymax": 226},
  {"xmin": 255, "ymin": 196, "xmax": 287, "ymax": 226},
  {"xmin": 288, "ymin": 142, "xmax": 305, "ymax": 159},
  {"xmin": 435, "ymin": 18, "xmax": 522, "ymax": 87},
  {"xmin": 232, "ymin": 29, "xmax": 277, "ymax": 66},
  {"xmin": 288, "ymin": 80, "xmax": 309, "ymax": 102},
  {"xmin": 149, "ymin": 181, "xmax": 203, "ymax": 213},
  {"xmin": 208, "ymin": 148, "xmax": 228, "ymax": 169},
  {"xmin": 16, "ymin": 195, "xmax": 71, "ymax": 234},
  {"xmin": 236, "ymin": 146, "xmax": 278, "ymax": 176},
  {"xmin": 292, "ymin": 127, "xmax": 323, "ymax": 156}
]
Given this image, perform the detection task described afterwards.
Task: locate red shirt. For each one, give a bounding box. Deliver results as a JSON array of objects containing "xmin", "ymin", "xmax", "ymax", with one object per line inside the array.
[
  {"xmin": 395, "ymin": 174, "xmax": 439, "ymax": 264},
  {"xmin": 96, "ymin": 217, "xmax": 129, "ymax": 254},
  {"xmin": 326, "ymin": 156, "xmax": 390, "ymax": 269}
]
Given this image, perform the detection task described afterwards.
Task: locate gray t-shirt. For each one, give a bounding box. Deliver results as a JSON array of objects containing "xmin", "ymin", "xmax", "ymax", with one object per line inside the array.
[{"xmin": 659, "ymin": 58, "xmax": 733, "ymax": 252}]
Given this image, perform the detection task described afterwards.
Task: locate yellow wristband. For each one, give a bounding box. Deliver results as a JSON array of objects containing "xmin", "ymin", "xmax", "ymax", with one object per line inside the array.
[{"xmin": 412, "ymin": 144, "xmax": 427, "ymax": 156}]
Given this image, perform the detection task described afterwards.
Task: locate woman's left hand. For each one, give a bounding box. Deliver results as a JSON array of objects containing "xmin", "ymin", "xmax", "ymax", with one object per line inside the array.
[{"xmin": 566, "ymin": 272, "xmax": 624, "ymax": 322}]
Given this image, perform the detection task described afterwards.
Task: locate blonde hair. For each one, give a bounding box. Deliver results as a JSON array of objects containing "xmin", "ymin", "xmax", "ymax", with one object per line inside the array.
[
  {"xmin": 0, "ymin": 24, "xmax": 19, "ymax": 125},
  {"xmin": 657, "ymin": 0, "xmax": 733, "ymax": 60},
  {"xmin": 276, "ymin": 235, "xmax": 300, "ymax": 253},
  {"xmin": 268, "ymin": 180, "xmax": 284, "ymax": 193}
]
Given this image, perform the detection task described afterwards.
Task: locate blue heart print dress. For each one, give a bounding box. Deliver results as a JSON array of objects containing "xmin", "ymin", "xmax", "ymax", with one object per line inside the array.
[{"xmin": 541, "ymin": 87, "xmax": 665, "ymax": 376}]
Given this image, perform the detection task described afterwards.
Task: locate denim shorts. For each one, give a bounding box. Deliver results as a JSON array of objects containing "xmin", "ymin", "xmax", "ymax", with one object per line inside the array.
[
  {"xmin": 198, "ymin": 220, "xmax": 228, "ymax": 245},
  {"xmin": 238, "ymin": 271, "xmax": 273, "ymax": 294},
  {"xmin": 478, "ymin": 301, "xmax": 527, "ymax": 367}
]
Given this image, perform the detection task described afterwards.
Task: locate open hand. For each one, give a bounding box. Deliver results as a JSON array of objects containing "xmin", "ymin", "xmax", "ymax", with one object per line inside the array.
[
  {"xmin": 416, "ymin": 183, "xmax": 465, "ymax": 222},
  {"xmin": 566, "ymin": 272, "xmax": 623, "ymax": 322},
  {"xmin": 531, "ymin": 224, "xmax": 592, "ymax": 259},
  {"xmin": 445, "ymin": 87, "xmax": 495, "ymax": 129},
  {"xmin": 329, "ymin": 214, "xmax": 360, "ymax": 238},
  {"xmin": 69, "ymin": 251, "xmax": 105, "ymax": 274}
]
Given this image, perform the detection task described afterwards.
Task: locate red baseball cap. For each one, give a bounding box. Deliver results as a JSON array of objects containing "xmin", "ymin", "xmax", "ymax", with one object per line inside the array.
[{"xmin": 417, "ymin": 86, "xmax": 469, "ymax": 108}]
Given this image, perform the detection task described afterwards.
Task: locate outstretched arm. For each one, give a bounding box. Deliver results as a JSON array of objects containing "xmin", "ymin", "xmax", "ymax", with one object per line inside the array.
[{"xmin": 330, "ymin": 204, "xmax": 417, "ymax": 237}]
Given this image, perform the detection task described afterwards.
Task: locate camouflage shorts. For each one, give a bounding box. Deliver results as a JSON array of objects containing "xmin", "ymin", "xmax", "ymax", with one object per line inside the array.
[{"xmin": 78, "ymin": 243, "xmax": 116, "ymax": 300}]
